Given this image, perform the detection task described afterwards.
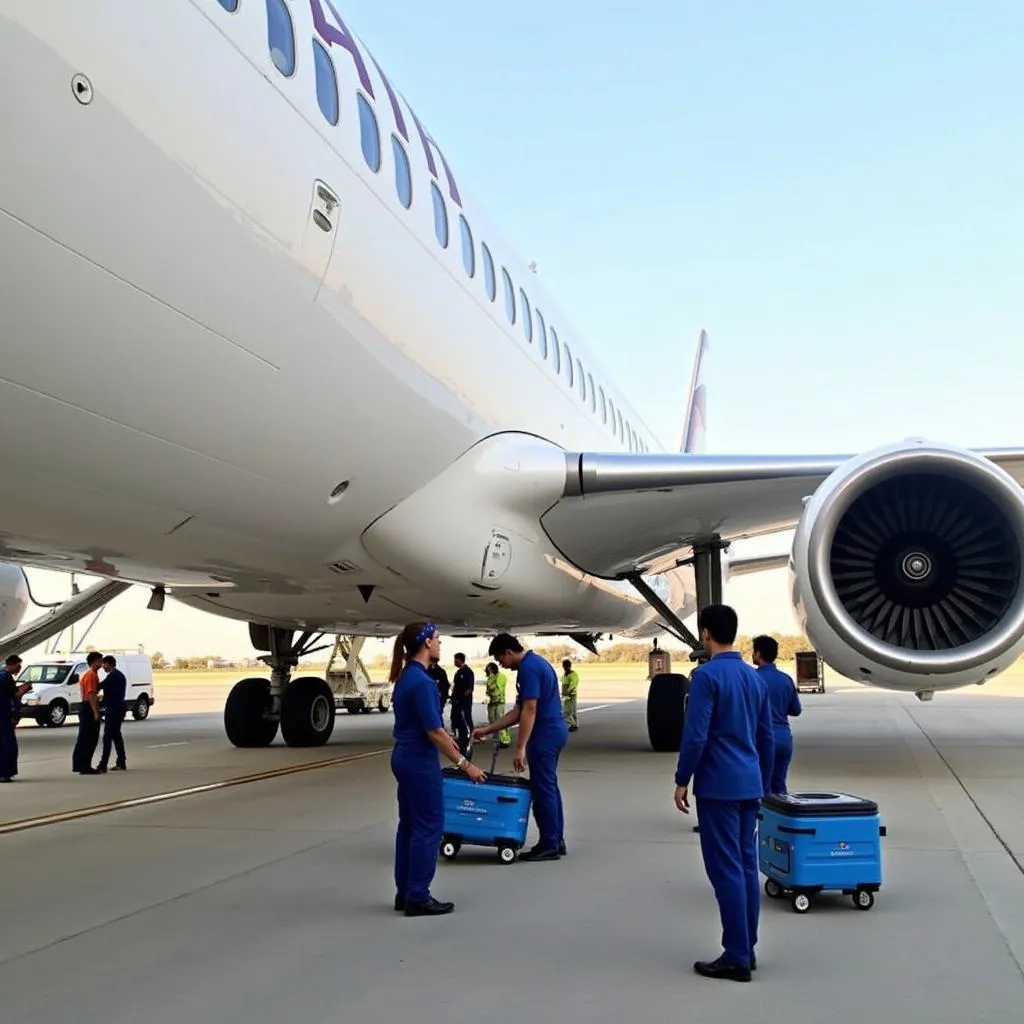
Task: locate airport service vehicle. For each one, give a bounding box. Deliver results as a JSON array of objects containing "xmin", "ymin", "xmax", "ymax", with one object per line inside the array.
[
  {"xmin": 794, "ymin": 651, "xmax": 826, "ymax": 694},
  {"xmin": 16, "ymin": 652, "xmax": 155, "ymax": 728},
  {"xmin": 325, "ymin": 636, "xmax": 392, "ymax": 715},
  {"xmin": 1, "ymin": 3, "xmax": 1023, "ymax": 755}
]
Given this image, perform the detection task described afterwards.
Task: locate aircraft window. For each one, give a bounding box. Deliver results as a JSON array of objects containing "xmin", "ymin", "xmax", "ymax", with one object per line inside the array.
[
  {"xmin": 535, "ymin": 310, "xmax": 548, "ymax": 359},
  {"xmin": 312, "ymin": 41, "xmax": 339, "ymax": 126},
  {"xmin": 357, "ymin": 93, "xmax": 381, "ymax": 172},
  {"xmin": 599, "ymin": 386, "xmax": 607, "ymax": 423},
  {"xmin": 392, "ymin": 136, "xmax": 412, "ymax": 208},
  {"xmin": 563, "ymin": 343, "xmax": 574, "ymax": 386},
  {"xmin": 608, "ymin": 397, "xmax": 616, "ymax": 430},
  {"xmin": 577, "ymin": 360, "xmax": 587, "ymax": 401},
  {"xmin": 519, "ymin": 290, "xmax": 533, "ymax": 343},
  {"xmin": 550, "ymin": 328, "xmax": 561, "ymax": 373},
  {"xmin": 617, "ymin": 409, "xmax": 624, "ymax": 440},
  {"xmin": 587, "ymin": 373, "xmax": 596, "ymax": 412},
  {"xmin": 502, "ymin": 269, "xmax": 516, "ymax": 324},
  {"xmin": 266, "ymin": 0, "xmax": 295, "ymax": 77},
  {"xmin": 481, "ymin": 243, "xmax": 496, "ymax": 301},
  {"xmin": 459, "ymin": 216, "xmax": 475, "ymax": 277},
  {"xmin": 217, "ymin": 0, "xmax": 239, "ymax": 10},
  {"xmin": 431, "ymin": 183, "xmax": 449, "ymax": 248}
]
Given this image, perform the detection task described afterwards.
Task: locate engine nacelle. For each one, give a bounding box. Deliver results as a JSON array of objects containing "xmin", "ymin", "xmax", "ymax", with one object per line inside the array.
[
  {"xmin": 0, "ymin": 563, "xmax": 30, "ymax": 639},
  {"xmin": 791, "ymin": 440, "xmax": 1024, "ymax": 692}
]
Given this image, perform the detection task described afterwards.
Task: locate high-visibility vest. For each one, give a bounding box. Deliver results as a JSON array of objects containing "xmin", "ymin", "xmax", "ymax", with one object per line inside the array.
[
  {"xmin": 486, "ymin": 671, "xmax": 507, "ymax": 704},
  {"xmin": 562, "ymin": 670, "xmax": 579, "ymax": 697}
]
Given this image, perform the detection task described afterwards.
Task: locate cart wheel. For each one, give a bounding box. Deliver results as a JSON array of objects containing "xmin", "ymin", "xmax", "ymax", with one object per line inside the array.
[
  {"xmin": 440, "ymin": 837, "xmax": 461, "ymax": 860},
  {"xmin": 497, "ymin": 845, "xmax": 516, "ymax": 865},
  {"xmin": 853, "ymin": 889, "xmax": 875, "ymax": 910},
  {"xmin": 791, "ymin": 893, "xmax": 811, "ymax": 914},
  {"xmin": 765, "ymin": 878, "xmax": 783, "ymax": 899}
]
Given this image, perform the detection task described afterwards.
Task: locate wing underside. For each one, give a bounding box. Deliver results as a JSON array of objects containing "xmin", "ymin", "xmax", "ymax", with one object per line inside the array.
[{"xmin": 540, "ymin": 448, "xmax": 1024, "ymax": 579}]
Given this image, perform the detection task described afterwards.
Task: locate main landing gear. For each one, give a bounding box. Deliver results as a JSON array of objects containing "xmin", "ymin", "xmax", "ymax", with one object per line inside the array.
[
  {"xmin": 628, "ymin": 537, "xmax": 728, "ymax": 753},
  {"xmin": 224, "ymin": 625, "xmax": 336, "ymax": 748}
]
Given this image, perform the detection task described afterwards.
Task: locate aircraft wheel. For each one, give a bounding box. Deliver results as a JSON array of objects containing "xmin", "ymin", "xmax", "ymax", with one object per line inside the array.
[
  {"xmin": 281, "ymin": 677, "xmax": 336, "ymax": 747},
  {"xmin": 647, "ymin": 673, "xmax": 689, "ymax": 752},
  {"xmin": 224, "ymin": 678, "xmax": 279, "ymax": 748}
]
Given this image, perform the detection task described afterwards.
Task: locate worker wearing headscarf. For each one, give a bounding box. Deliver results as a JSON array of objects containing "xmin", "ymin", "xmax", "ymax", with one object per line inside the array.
[{"xmin": 390, "ymin": 622, "xmax": 486, "ymax": 916}]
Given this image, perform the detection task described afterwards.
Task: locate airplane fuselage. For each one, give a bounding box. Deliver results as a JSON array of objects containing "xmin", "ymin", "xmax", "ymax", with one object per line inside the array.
[{"xmin": 0, "ymin": 1, "xmax": 692, "ymax": 637}]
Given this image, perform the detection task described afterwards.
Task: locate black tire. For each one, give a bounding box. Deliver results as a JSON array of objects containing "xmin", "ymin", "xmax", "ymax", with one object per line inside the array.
[
  {"xmin": 853, "ymin": 889, "xmax": 875, "ymax": 910},
  {"xmin": 132, "ymin": 693, "xmax": 150, "ymax": 720},
  {"xmin": 440, "ymin": 836, "xmax": 461, "ymax": 860},
  {"xmin": 280, "ymin": 677, "xmax": 336, "ymax": 747},
  {"xmin": 792, "ymin": 892, "xmax": 811, "ymax": 914},
  {"xmin": 647, "ymin": 673, "xmax": 689, "ymax": 752},
  {"xmin": 498, "ymin": 845, "xmax": 517, "ymax": 864},
  {"xmin": 765, "ymin": 878, "xmax": 783, "ymax": 899},
  {"xmin": 224, "ymin": 677, "xmax": 279, "ymax": 748},
  {"xmin": 45, "ymin": 700, "xmax": 69, "ymax": 728}
]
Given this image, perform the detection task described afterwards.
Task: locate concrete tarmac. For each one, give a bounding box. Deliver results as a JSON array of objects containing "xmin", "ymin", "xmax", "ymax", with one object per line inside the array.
[{"xmin": 2, "ymin": 689, "xmax": 1023, "ymax": 1023}]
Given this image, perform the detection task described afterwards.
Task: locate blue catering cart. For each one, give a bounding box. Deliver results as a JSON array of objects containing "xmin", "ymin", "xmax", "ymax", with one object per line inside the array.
[
  {"xmin": 758, "ymin": 791, "xmax": 886, "ymax": 914},
  {"xmin": 440, "ymin": 743, "xmax": 532, "ymax": 864}
]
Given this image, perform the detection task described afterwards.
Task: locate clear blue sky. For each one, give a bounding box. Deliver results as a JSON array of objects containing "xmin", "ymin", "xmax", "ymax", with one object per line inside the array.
[{"xmin": 340, "ymin": 0, "xmax": 1024, "ymax": 454}]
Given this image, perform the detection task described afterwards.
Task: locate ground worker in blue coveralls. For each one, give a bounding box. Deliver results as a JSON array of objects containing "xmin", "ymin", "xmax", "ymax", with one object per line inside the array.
[
  {"xmin": 674, "ymin": 604, "xmax": 774, "ymax": 982},
  {"xmin": 752, "ymin": 635, "xmax": 802, "ymax": 794},
  {"xmin": 473, "ymin": 633, "xmax": 568, "ymax": 861}
]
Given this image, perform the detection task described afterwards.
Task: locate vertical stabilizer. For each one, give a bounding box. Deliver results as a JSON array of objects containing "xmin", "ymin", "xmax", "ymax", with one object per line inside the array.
[{"xmin": 679, "ymin": 329, "xmax": 709, "ymax": 453}]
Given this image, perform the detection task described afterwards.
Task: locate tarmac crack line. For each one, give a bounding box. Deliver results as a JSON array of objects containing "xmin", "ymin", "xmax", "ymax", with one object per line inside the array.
[{"xmin": 0, "ymin": 748, "xmax": 389, "ymax": 836}]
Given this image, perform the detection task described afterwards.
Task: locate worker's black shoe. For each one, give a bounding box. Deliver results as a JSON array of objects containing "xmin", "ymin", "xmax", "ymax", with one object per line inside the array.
[
  {"xmin": 519, "ymin": 845, "xmax": 560, "ymax": 862},
  {"xmin": 558, "ymin": 840, "xmax": 567, "ymax": 856},
  {"xmin": 404, "ymin": 897, "xmax": 454, "ymax": 917},
  {"xmin": 750, "ymin": 951, "xmax": 757, "ymax": 971},
  {"xmin": 394, "ymin": 894, "xmax": 405, "ymax": 912},
  {"xmin": 694, "ymin": 957, "xmax": 752, "ymax": 982}
]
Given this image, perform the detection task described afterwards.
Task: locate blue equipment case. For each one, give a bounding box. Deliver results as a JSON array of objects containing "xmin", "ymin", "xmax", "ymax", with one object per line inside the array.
[
  {"xmin": 440, "ymin": 743, "xmax": 532, "ymax": 864},
  {"xmin": 758, "ymin": 791, "xmax": 886, "ymax": 914}
]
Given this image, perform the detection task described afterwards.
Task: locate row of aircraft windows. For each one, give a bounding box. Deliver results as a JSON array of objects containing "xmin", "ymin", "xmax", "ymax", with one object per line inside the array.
[{"xmin": 220, "ymin": 0, "xmax": 650, "ymax": 452}]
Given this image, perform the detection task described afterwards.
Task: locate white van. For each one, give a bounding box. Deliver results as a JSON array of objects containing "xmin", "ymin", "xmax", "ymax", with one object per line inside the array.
[{"xmin": 16, "ymin": 652, "xmax": 155, "ymax": 728}]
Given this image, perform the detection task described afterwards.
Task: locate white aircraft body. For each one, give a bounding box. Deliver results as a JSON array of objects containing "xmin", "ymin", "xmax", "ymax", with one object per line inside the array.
[{"xmin": 2, "ymin": 1, "xmax": 1023, "ymax": 750}]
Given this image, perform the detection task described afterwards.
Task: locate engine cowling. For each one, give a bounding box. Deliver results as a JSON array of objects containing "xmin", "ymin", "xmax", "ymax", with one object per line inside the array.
[
  {"xmin": 791, "ymin": 440, "xmax": 1024, "ymax": 692},
  {"xmin": 0, "ymin": 563, "xmax": 30, "ymax": 639}
]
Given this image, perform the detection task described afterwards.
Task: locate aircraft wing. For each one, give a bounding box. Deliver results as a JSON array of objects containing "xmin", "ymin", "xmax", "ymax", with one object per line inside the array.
[{"xmin": 540, "ymin": 447, "xmax": 1024, "ymax": 579}]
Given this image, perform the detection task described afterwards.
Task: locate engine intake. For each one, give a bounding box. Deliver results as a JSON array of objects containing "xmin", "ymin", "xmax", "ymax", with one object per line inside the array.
[
  {"xmin": 830, "ymin": 472, "xmax": 1020, "ymax": 651},
  {"xmin": 792, "ymin": 441, "xmax": 1024, "ymax": 690}
]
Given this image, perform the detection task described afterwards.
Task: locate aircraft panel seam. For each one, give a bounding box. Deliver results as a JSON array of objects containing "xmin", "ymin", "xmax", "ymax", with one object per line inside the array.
[{"xmin": 0, "ymin": 208, "xmax": 280, "ymax": 371}]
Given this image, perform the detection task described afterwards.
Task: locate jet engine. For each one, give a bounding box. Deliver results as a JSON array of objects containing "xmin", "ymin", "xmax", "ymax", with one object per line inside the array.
[
  {"xmin": 0, "ymin": 563, "xmax": 30, "ymax": 639},
  {"xmin": 791, "ymin": 440, "xmax": 1024, "ymax": 693}
]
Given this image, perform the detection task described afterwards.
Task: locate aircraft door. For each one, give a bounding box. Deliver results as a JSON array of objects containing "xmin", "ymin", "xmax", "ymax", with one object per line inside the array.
[{"xmin": 300, "ymin": 180, "xmax": 340, "ymax": 297}]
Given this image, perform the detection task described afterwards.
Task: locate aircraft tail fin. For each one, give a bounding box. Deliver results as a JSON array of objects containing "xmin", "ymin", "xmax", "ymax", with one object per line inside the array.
[{"xmin": 679, "ymin": 329, "xmax": 709, "ymax": 454}]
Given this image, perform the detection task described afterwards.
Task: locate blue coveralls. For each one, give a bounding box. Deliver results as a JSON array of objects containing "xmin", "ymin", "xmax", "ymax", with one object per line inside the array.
[
  {"xmin": 517, "ymin": 652, "xmax": 568, "ymax": 851},
  {"xmin": 757, "ymin": 662, "xmax": 802, "ymax": 794},
  {"xmin": 676, "ymin": 651, "xmax": 774, "ymax": 968},
  {"xmin": 391, "ymin": 660, "xmax": 446, "ymax": 904}
]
